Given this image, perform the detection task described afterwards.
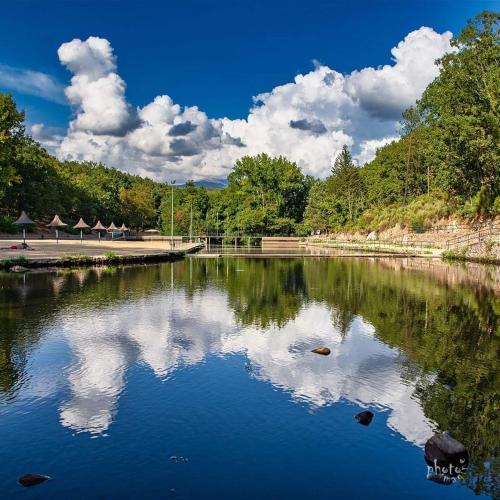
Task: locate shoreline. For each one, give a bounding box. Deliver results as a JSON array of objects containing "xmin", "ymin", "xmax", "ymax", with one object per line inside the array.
[{"xmin": 0, "ymin": 239, "xmax": 203, "ymax": 270}]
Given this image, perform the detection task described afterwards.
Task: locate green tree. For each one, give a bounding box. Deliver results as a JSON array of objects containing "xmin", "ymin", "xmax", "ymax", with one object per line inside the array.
[
  {"xmin": 119, "ymin": 182, "xmax": 158, "ymax": 228},
  {"xmin": 0, "ymin": 93, "xmax": 23, "ymax": 203},
  {"xmin": 225, "ymin": 154, "xmax": 310, "ymax": 235},
  {"xmin": 327, "ymin": 145, "xmax": 366, "ymax": 223},
  {"xmin": 419, "ymin": 11, "xmax": 500, "ymax": 212},
  {"xmin": 160, "ymin": 181, "xmax": 209, "ymax": 236}
]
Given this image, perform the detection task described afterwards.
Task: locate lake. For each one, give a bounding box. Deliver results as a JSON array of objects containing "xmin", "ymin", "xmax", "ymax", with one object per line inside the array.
[{"xmin": 0, "ymin": 257, "xmax": 498, "ymax": 498}]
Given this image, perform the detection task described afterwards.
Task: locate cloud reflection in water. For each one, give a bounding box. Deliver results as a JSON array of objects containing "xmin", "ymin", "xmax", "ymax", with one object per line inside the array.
[{"xmin": 56, "ymin": 287, "xmax": 434, "ymax": 444}]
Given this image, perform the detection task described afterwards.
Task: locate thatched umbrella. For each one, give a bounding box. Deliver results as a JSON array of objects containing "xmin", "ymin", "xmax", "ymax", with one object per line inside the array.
[
  {"xmin": 74, "ymin": 218, "xmax": 90, "ymax": 245},
  {"xmin": 13, "ymin": 211, "xmax": 34, "ymax": 244},
  {"xmin": 92, "ymin": 220, "xmax": 106, "ymax": 243},
  {"xmin": 120, "ymin": 223, "xmax": 129, "ymax": 240},
  {"xmin": 107, "ymin": 222, "xmax": 118, "ymax": 240},
  {"xmin": 48, "ymin": 215, "xmax": 67, "ymax": 244}
]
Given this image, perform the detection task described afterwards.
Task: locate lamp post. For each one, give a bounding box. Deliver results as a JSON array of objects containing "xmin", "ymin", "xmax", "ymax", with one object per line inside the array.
[
  {"xmin": 216, "ymin": 211, "xmax": 219, "ymax": 237},
  {"xmin": 189, "ymin": 202, "xmax": 193, "ymax": 243},
  {"xmin": 170, "ymin": 180, "xmax": 176, "ymax": 249}
]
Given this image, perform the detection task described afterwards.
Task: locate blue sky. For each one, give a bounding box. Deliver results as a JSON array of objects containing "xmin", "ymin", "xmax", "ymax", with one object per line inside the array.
[{"xmin": 0, "ymin": 0, "xmax": 497, "ymax": 181}]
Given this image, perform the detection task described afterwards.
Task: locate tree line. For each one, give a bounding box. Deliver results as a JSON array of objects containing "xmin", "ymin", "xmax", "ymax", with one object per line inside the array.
[{"xmin": 0, "ymin": 12, "xmax": 497, "ymax": 236}]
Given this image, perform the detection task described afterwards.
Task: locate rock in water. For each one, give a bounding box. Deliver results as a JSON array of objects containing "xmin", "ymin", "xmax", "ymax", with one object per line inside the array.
[
  {"xmin": 311, "ymin": 347, "xmax": 331, "ymax": 356},
  {"xmin": 355, "ymin": 410, "xmax": 374, "ymax": 426},
  {"xmin": 10, "ymin": 265, "xmax": 29, "ymax": 273},
  {"xmin": 425, "ymin": 432, "xmax": 469, "ymax": 471},
  {"xmin": 18, "ymin": 474, "xmax": 50, "ymax": 487}
]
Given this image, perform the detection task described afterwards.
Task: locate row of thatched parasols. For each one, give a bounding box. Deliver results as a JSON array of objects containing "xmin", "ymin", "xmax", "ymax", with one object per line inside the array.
[{"xmin": 13, "ymin": 211, "xmax": 129, "ymax": 244}]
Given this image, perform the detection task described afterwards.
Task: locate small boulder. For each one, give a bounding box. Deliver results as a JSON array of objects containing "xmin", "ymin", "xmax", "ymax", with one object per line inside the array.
[
  {"xmin": 18, "ymin": 474, "xmax": 50, "ymax": 487},
  {"xmin": 425, "ymin": 432, "xmax": 469, "ymax": 470},
  {"xmin": 311, "ymin": 347, "xmax": 331, "ymax": 356},
  {"xmin": 355, "ymin": 410, "xmax": 374, "ymax": 426},
  {"xmin": 10, "ymin": 265, "xmax": 29, "ymax": 273}
]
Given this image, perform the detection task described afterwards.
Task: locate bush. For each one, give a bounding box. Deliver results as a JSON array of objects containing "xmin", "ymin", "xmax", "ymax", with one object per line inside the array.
[
  {"xmin": 355, "ymin": 192, "xmax": 453, "ymax": 232},
  {"xmin": 0, "ymin": 215, "xmax": 18, "ymax": 234},
  {"xmin": 492, "ymin": 197, "xmax": 500, "ymax": 217}
]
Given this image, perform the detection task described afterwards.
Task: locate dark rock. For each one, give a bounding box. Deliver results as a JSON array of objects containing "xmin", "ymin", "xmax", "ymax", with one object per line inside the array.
[
  {"xmin": 18, "ymin": 474, "xmax": 50, "ymax": 487},
  {"xmin": 311, "ymin": 347, "xmax": 331, "ymax": 356},
  {"xmin": 355, "ymin": 410, "xmax": 374, "ymax": 426},
  {"xmin": 424, "ymin": 432, "xmax": 469, "ymax": 471}
]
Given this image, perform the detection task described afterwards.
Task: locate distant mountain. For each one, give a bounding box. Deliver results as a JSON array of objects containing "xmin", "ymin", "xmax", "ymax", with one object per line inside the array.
[{"xmin": 192, "ymin": 180, "xmax": 227, "ymax": 189}]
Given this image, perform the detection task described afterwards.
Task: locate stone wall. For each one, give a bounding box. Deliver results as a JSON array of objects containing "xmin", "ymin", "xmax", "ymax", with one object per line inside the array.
[{"xmin": 456, "ymin": 239, "xmax": 500, "ymax": 262}]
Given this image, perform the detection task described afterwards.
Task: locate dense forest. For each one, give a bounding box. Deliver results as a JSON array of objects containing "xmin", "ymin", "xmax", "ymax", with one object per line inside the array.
[{"xmin": 0, "ymin": 12, "xmax": 498, "ymax": 236}]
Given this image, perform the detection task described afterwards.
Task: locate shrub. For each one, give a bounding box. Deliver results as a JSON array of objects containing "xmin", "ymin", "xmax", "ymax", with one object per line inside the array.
[{"xmin": 0, "ymin": 215, "xmax": 18, "ymax": 234}]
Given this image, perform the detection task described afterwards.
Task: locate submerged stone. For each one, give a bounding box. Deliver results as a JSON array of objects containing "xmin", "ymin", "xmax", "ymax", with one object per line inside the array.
[
  {"xmin": 355, "ymin": 410, "xmax": 374, "ymax": 426},
  {"xmin": 311, "ymin": 347, "xmax": 331, "ymax": 356},
  {"xmin": 18, "ymin": 474, "xmax": 50, "ymax": 487},
  {"xmin": 10, "ymin": 265, "xmax": 29, "ymax": 273},
  {"xmin": 424, "ymin": 432, "xmax": 469, "ymax": 470}
]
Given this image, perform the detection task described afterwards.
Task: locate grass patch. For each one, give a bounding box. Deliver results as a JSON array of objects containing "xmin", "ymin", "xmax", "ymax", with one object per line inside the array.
[
  {"xmin": 0, "ymin": 255, "xmax": 30, "ymax": 269},
  {"xmin": 442, "ymin": 249, "xmax": 468, "ymax": 261}
]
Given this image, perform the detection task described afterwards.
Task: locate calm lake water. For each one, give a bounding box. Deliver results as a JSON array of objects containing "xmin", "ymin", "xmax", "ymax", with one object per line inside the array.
[{"xmin": 0, "ymin": 257, "xmax": 498, "ymax": 499}]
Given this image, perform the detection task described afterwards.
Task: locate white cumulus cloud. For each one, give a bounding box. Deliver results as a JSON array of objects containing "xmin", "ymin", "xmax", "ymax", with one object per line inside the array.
[
  {"xmin": 58, "ymin": 36, "xmax": 138, "ymax": 136},
  {"xmin": 51, "ymin": 29, "xmax": 452, "ymax": 182}
]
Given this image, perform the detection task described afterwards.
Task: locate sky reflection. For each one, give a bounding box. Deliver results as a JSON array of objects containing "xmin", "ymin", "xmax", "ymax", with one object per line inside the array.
[{"xmin": 28, "ymin": 283, "xmax": 436, "ymax": 444}]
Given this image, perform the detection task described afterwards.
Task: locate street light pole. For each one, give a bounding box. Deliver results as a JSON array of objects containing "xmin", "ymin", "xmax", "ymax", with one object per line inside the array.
[
  {"xmin": 170, "ymin": 180, "xmax": 176, "ymax": 249},
  {"xmin": 189, "ymin": 202, "xmax": 193, "ymax": 243},
  {"xmin": 216, "ymin": 211, "xmax": 219, "ymax": 237}
]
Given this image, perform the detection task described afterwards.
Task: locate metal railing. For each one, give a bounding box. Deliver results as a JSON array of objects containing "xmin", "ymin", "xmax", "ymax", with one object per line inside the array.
[
  {"xmin": 444, "ymin": 224, "xmax": 500, "ymax": 249},
  {"xmin": 308, "ymin": 238, "xmax": 437, "ymax": 251}
]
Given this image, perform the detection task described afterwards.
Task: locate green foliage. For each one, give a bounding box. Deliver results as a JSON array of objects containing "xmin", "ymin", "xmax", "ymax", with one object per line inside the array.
[
  {"xmin": 358, "ymin": 192, "xmax": 453, "ymax": 231},
  {"xmin": 442, "ymin": 249, "xmax": 468, "ymax": 261},
  {"xmin": 328, "ymin": 145, "xmax": 366, "ymax": 223},
  {"xmin": 160, "ymin": 181, "xmax": 209, "ymax": 235},
  {"xmin": 0, "ymin": 93, "xmax": 23, "ymax": 202},
  {"xmin": 221, "ymin": 154, "xmax": 310, "ymax": 235},
  {"xmin": 0, "ymin": 215, "xmax": 17, "ymax": 233},
  {"xmin": 419, "ymin": 12, "xmax": 500, "ymax": 204}
]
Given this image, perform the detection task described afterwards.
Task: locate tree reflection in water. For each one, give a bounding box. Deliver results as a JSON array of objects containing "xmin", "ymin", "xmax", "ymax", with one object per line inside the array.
[{"xmin": 0, "ymin": 258, "xmax": 498, "ymax": 497}]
